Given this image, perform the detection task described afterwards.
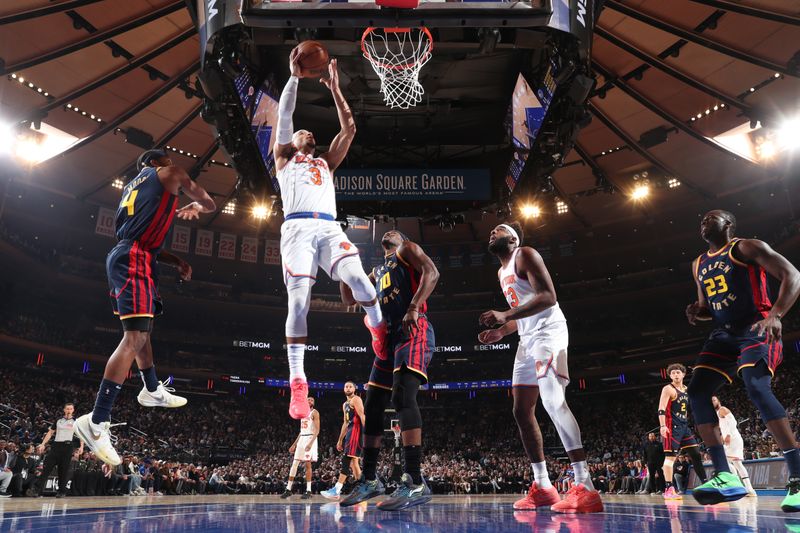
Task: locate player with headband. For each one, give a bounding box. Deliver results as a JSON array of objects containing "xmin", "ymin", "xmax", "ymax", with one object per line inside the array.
[{"xmin": 478, "ymin": 221, "xmax": 603, "ymax": 514}]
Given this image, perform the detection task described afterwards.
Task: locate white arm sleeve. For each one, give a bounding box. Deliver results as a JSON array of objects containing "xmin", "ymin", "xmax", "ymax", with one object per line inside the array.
[{"xmin": 277, "ymin": 76, "xmax": 299, "ymax": 145}]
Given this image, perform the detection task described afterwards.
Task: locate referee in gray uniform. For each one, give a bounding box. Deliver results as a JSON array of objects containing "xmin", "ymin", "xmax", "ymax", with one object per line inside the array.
[{"xmin": 33, "ymin": 403, "xmax": 83, "ymax": 497}]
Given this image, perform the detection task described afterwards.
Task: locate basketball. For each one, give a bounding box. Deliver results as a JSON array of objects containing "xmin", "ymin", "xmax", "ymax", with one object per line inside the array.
[{"xmin": 294, "ymin": 40, "xmax": 329, "ymax": 78}]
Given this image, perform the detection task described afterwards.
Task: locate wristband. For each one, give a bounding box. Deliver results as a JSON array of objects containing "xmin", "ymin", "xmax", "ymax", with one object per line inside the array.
[{"xmin": 657, "ymin": 409, "xmax": 666, "ymax": 416}]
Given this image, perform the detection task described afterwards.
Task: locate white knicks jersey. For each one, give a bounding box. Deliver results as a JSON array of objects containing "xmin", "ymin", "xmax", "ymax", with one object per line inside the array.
[
  {"xmin": 299, "ymin": 409, "xmax": 316, "ymax": 436},
  {"xmin": 718, "ymin": 410, "xmax": 742, "ymax": 443},
  {"xmin": 498, "ymin": 247, "xmax": 565, "ymax": 336},
  {"xmin": 277, "ymin": 153, "xmax": 337, "ymax": 216}
]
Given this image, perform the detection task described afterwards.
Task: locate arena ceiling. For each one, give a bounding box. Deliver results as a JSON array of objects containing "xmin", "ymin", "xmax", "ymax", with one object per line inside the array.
[{"xmin": 1, "ymin": 0, "xmax": 798, "ymax": 244}]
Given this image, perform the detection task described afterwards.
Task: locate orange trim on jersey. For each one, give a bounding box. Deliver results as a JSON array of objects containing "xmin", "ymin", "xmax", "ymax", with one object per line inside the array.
[
  {"xmin": 394, "ymin": 365, "xmax": 428, "ymax": 381},
  {"xmin": 693, "ymin": 257, "xmax": 701, "ymax": 279},
  {"xmin": 283, "ymin": 265, "xmax": 317, "ymax": 281},
  {"xmin": 705, "ymin": 238, "xmax": 738, "ymax": 258},
  {"xmin": 367, "ymin": 381, "xmax": 392, "ymax": 391},
  {"xmin": 693, "ymin": 364, "xmax": 734, "ymax": 384},
  {"xmin": 119, "ymin": 313, "xmax": 154, "ymax": 320},
  {"xmin": 395, "ymin": 249, "xmax": 411, "ymax": 267},
  {"xmin": 728, "ymin": 240, "xmax": 750, "ymax": 267}
]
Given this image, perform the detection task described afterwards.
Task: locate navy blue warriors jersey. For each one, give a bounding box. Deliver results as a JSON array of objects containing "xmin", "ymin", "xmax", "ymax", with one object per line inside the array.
[
  {"xmin": 115, "ymin": 167, "xmax": 178, "ymax": 252},
  {"xmin": 372, "ymin": 251, "xmax": 426, "ymax": 327},
  {"xmin": 694, "ymin": 238, "xmax": 772, "ymax": 329},
  {"xmin": 666, "ymin": 385, "xmax": 689, "ymax": 427},
  {"xmin": 343, "ymin": 399, "xmax": 363, "ymax": 458}
]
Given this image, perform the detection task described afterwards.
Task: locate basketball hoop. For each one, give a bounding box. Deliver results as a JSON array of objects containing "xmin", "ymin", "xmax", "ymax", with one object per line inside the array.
[{"xmin": 361, "ymin": 27, "xmax": 433, "ymax": 109}]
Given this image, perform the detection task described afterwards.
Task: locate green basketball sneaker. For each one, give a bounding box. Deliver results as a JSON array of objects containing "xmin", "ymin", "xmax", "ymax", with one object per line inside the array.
[
  {"xmin": 781, "ymin": 478, "xmax": 800, "ymax": 513},
  {"xmin": 692, "ymin": 471, "xmax": 747, "ymax": 505}
]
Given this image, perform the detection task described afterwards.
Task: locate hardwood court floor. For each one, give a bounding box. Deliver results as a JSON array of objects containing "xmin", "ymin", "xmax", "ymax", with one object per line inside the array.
[{"xmin": 0, "ymin": 493, "xmax": 797, "ymax": 532}]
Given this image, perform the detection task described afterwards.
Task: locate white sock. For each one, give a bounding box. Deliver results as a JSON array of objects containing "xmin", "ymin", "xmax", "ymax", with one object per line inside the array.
[
  {"xmin": 572, "ymin": 460, "xmax": 594, "ymax": 491},
  {"xmin": 288, "ymin": 344, "xmax": 306, "ymax": 381},
  {"xmin": 287, "ymin": 480, "xmax": 293, "ymax": 489},
  {"xmin": 532, "ymin": 462, "xmax": 552, "ymax": 489},
  {"xmin": 363, "ymin": 302, "xmax": 383, "ymax": 328},
  {"xmin": 306, "ymin": 481, "xmax": 312, "ymax": 492},
  {"xmin": 334, "ymin": 482, "xmax": 343, "ymax": 492}
]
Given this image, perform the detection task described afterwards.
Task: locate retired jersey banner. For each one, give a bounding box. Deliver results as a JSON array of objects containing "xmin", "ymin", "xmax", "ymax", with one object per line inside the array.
[
  {"xmin": 240, "ymin": 236, "xmax": 258, "ymax": 263},
  {"xmin": 171, "ymin": 225, "xmax": 191, "ymax": 253},
  {"xmin": 263, "ymin": 240, "xmax": 280, "ymax": 265},
  {"xmin": 334, "ymin": 169, "xmax": 490, "ymax": 201},
  {"xmin": 218, "ymin": 233, "xmax": 236, "ymax": 260},
  {"xmin": 195, "ymin": 229, "xmax": 213, "ymax": 257},
  {"xmin": 95, "ymin": 207, "xmax": 116, "ymax": 237}
]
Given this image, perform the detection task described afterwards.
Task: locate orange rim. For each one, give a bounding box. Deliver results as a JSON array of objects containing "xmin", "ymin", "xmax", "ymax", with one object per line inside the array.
[{"xmin": 361, "ymin": 26, "xmax": 433, "ymax": 71}]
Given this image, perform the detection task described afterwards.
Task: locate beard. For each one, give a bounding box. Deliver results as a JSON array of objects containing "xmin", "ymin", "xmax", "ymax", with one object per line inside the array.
[{"xmin": 488, "ymin": 236, "xmax": 513, "ymax": 255}]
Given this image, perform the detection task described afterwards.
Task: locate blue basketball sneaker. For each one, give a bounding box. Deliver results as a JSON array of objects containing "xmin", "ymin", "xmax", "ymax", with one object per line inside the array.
[
  {"xmin": 692, "ymin": 471, "xmax": 747, "ymax": 505},
  {"xmin": 339, "ymin": 477, "xmax": 386, "ymax": 507},
  {"xmin": 376, "ymin": 474, "xmax": 432, "ymax": 511},
  {"xmin": 321, "ymin": 486, "xmax": 341, "ymax": 501}
]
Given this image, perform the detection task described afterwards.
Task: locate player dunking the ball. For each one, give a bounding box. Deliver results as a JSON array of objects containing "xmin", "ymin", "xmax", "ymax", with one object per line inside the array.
[
  {"xmin": 281, "ymin": 397, "xmax": 319, "ymax": 499},
  {"xmin": 478, "ymin": 222, "xmax": 602, "ymax": 513},
  {"xmin": 274, "ymin": 48, "xmax": 385, "ymax": 420},
  {"xmin": 322, "ymin": 382, "xmax": 365, "ymax": 500},
  {"xmin": 712, "ymin": 395, "xmax": 756, "ymax": 496},
  {"xmin": 75, "ymin": 149, "xmax": 216, "ymax": 465},
  {"xmin": 339, "ymin": 230, "xmax": 439, "ymax": 510},
  {"xmin": 657, "ymin": 363, "xmax": 707, "ymax": 500},
  {"xmin": 686, "ymin": 210, "xmax": 800, "ymax": 510}
]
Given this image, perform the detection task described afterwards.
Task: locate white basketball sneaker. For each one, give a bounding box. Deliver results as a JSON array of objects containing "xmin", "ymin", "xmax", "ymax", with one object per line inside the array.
[
  {"xmin": 74, "ymin": 413, "xmax": 123, "ymax": 466},
  {"xmin": 137, "ymin": 381, "xmax": 187, "ymax": 408}
]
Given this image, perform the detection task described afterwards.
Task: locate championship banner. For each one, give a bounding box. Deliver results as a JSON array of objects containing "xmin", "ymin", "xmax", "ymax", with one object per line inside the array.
[
  {"xmin": 195, "ymin": 229, "xmax": 214, "ymax": 257},
  {"xmin": 240, "ymin": 236, "xmax": 258, "ymax": 263},
  {"xmin": 263, "ymin": 240, "xmax": 280, "ymax": 265},
  {"xmin": 218, "ymin": 233, "xmax": 236, "ymax": 260},
  {"xmin": 171, "ymin": 225, "xmax": 191, "ymax": 253},
  {"xmin": 94, "ymin": 207, "xmax": 116, "ymax": 237},
  {"xmin": 334, "ymin": 169, "xmax": 491, "ymax": 201}
]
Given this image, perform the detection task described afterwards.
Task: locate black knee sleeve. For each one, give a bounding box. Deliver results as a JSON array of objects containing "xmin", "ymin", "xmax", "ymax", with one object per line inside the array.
[
  {"xmin": 742, "ymin": 362, "xmax": 786, "ymax": 421},
  {"xmin": 364, "ymin": 386, "xmax": 391, "ymax": 436},
  {"xmin": 391, "ymin": 370, "xmax": 422, "ymax": 431},
  {"xmin": 340, "ymin": 454, "xmax": 351, "ymax": 475},
  {"xmin": 687, "ymin": 369, "xmax": 727, "ymax": 425}
]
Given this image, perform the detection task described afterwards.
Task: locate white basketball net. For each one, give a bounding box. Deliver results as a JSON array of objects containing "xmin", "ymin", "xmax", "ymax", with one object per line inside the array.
[{"xmin": 361, "ymin": 27, "xmax": 433, "ymax": 109}]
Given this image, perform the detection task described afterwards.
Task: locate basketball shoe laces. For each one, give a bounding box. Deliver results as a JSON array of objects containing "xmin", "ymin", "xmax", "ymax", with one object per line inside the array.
[
  {"xmin": 788, "ymin": 478, "xmax": 800, "ymax": 495},
  {"xmin": 105, "ymin": 421, "xmax": 127, "ymax": 445},
  {"xmin": 709, "ymin": 473, "xmax": 727, "ymax": 488}
]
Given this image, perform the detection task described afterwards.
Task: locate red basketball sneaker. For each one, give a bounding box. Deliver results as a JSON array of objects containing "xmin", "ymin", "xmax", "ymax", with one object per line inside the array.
[
  {"xmin": 289, "ymin": 378, "xmax": 310, "ymax": 419},
  {"xmin": 550, "ymin": 484, "xmax": 604, "ymax": 514},
  {"xmin": 364, "ymin": 316, "xmax": 389, "ymax": 360},
  {"xmin": 513, "ymin": 482, "xmax": 561, "ymax": 510}
]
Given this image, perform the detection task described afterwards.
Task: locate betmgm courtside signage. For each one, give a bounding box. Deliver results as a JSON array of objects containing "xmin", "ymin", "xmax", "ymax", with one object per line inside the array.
[{"xmin": 335, "ymin": 169, "xmax": 490, "ymax": 201}]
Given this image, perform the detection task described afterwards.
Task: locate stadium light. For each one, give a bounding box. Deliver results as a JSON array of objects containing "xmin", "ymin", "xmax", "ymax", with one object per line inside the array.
[
  {"xmin": 667, "ymin": 178, "xmax": 681, "ymax": 189},
  {"xmin": 252, "ymin": 204, "xmax": 269, "ymax": 220},
  {"xmin": 520, "ymin": 203, "xmax": 541, "ymax": 219},
  {"xmin": 555, "ymin": 200, "xmax": 568, "ymax": 215},
  {"xmin": 223, "ymin": 201, "xmax": 236, "ymax": 215},
  {"xmin": 631, "ymin": 184, "xmax": 650, "ymax": 201},
  {"xmin": 111, "ymin": 178, "xmax": 124, "ymax": 190}
]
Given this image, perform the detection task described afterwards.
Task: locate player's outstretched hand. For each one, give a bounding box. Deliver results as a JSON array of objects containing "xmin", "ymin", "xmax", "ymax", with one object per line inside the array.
[
  {"xmin": 336, "ymin": 441, "xmax": 343, "ymax": 452},
  {"xmin": 305, "ymin": 443, "xmax": 313, "ymax": 452},
  {"xmin": 751, "ymin": 315, "xmax": 782, "ymax": 344},
  {"xmin": 176, "ymin": 202, "xmax": 203, "ymax": 220},
  {"xmin": 319, "ymin": 58, "xmax": 339, "ymax": 91},
  {"xmin": 479, "ymin": 309, "xmax": 507, "ymax": 327},
  {"xmin": 289, "ymin": 444, "xmax": 296, "ymax": 454},
  {"xmin": 289, "ymin": 47, "xmax": 305, "ymax": 78},
  {"xmin": 478, "ymin": 329, "xmax": 504, "ymax": 345}
]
